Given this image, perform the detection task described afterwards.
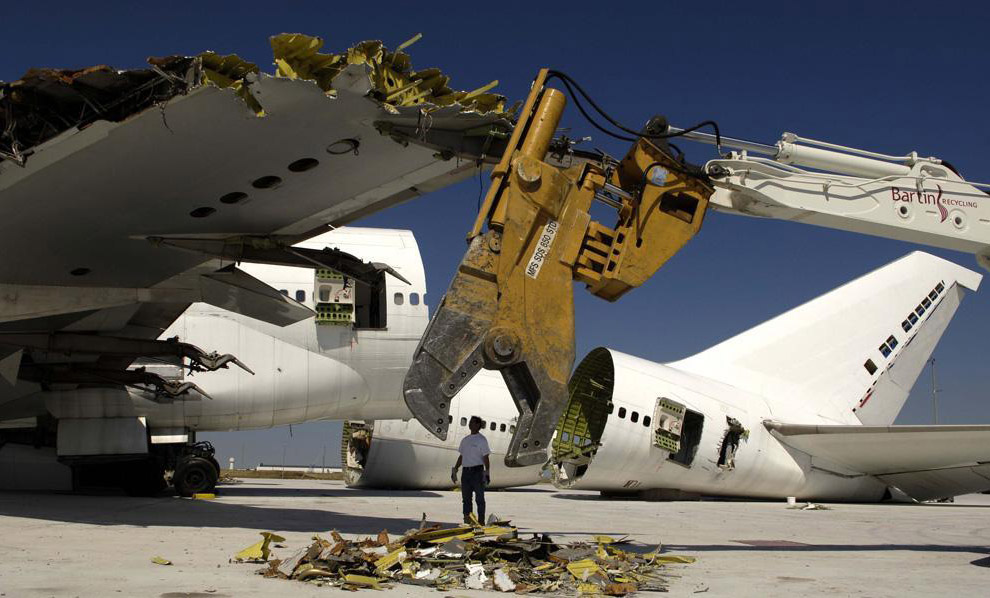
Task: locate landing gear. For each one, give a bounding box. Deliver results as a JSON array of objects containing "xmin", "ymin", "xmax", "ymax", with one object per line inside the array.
[
  {"xmin": 171, "ymin": 441, "xmax": 220, "ymax": 497},
  {"xmin": 173, "ymin": 456, "xmax": 219, "ymax": 496}
]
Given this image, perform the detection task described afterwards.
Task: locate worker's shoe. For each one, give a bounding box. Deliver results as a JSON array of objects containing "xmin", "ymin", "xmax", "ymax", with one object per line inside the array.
[{"xmin": 463, "ymin": 515, "xmax": 473, "ymax": 525}]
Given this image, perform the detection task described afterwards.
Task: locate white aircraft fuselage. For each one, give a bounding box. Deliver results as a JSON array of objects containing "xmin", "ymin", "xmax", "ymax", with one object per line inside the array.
[
  {"xmin": 0, "ymin": 227, "xmax": 426, "ymax": 442},
  {"xmin": 149, "ymin": 227, "xmax": 427, "ymax": 431},
  {"xmin": 342, "ymin": 370, "xmax": 543, "ymax": 490},
  {"xmin": 552, "ymin": 349, "xmax": 887, "ymax": 501},
  {"xmin": 548, "ymin": 252, "xmax": 984, "ymax": 502}
]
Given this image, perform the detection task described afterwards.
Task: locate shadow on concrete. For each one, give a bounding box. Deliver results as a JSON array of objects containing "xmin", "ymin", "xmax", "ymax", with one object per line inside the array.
[
  {"xmin": 0, "ymin": 491, "xmax": 435, "ymax": 533},
  {"xmin": 970, "ymin": 555, "xmax": 990, "ymax": 567},
  {"xmin": 217, "ymin": 486, "xmax": 442, "ymax": 499},
  {"xmin": 548, "ymin": 492, "xmax": 990, "ymax": 508},
  {"xmin": 0, "ymin": 488, "xmax": 655, "ymax": 538},
  {"xmin": 663, "ymin": 542, "xmax": 990, "ymax": 555},
  {"xmin": 548, "ymin": 492, "xmax": 748, "ymax": 503},
  {"xmin": 499, "ymin": 487, "xmax": 556, "ymax": 494}
]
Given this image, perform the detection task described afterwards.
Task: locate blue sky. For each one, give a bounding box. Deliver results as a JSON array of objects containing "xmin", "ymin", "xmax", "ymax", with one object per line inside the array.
[{"xmin": 4, "ymin": 2, "xmax": 988, "ymax": 468}]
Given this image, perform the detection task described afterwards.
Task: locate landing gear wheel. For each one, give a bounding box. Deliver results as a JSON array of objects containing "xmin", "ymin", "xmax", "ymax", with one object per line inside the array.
[{"xmin": 173, "ymin": 457, "xmax": 218, "ymax": 497}]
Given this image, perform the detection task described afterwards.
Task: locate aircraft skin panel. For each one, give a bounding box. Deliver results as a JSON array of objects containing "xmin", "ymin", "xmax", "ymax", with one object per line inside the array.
[
  {"xmin": 344, "ymin": 370, "xmax": 542, "ymax": 490},
  {"xmin": 670, "ymin": 252, "xmax": 981, "ymax": 425}
]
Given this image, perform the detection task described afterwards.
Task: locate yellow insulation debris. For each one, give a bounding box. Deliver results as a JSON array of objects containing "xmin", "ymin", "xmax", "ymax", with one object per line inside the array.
[{"xmin": 268, "ymin": 33, "xmax": 505, "ymax": 113}]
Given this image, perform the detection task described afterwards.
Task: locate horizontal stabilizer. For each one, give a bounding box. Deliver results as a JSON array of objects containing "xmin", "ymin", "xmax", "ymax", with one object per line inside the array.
[{"xmin": 767, "ymin": 422, "xmax": 990, "ymax": 500}]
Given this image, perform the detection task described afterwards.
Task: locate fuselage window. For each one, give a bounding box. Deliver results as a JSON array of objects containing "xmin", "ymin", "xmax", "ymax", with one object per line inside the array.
[
  {"xmin": 630, "ymin": 411, "xmax": 639, "ymax": 423},
  {"xmin": 279, "ymin": 289, "xmax": 288, "ymax": 296},
  {"xmin": 864, "ymin": 359, "xmax": 878, "ymax": 375},
  {"xmin": 319, "ymin": 286, "xmax": 331, "ymax": 302},
  {"xmin": 936, "ymin": 282, "xmax": 945, "ymax": 293},
  {"xmin": 607, "ymin": 402, "xmax": 614, "ymax": 414},
  {"xmin": 499, "ymin": 423, "xmax": 506, "ymax": 432},
  {"xmin": 295, "ymin": 289, "xmax": 306, "ymax": 302},
  {"xmin": 908, "ymin": 312, "xmax": 918, "ymax": 324},
  {"xmin": 490, "ymin": 421, "xmax": 497, "ymax": 431},
  {"xmin": 928, "ymin": 291, "xmax": 938, "ymax": 301},
  {"xmin": 879, "ymin": 344, "xmax": 892, "ymax": 358},
  {"xmin": 509, "ymin": 425, "xmax": 516, "ymax": 434},
  {"xmin": 886, "ymin": 335, "xmax": 898, "ymax": 350},
  {"xmin": 922, "ymin": 297, "xmax": 931, "ymax": 309},
  {"xmin": 448, "ymin": 415, "xmax": 453, "ymax": 424},
  {"xmin": 394, "ymin": 292, "xmax": 404, "ymax": 305},
  {"xmin": 617, "ymin": 407, "xmax": 627, "ymax": 419},
  {"xmin": 642, "ymin": 415, "xmax": 651, "ymax": 427},
  {"xmin": 916, "ymin": 305, "xmax": 925, "ymax": 317},
  {"xmin": 409, "ymin": 292, "xmax": 420, "ymax": 306},
  {"xmin": 460, "ymin": 417, "xmax": 467, "ymax": 426},
  {"xmin": 901, "ymin": 320, "xmax": 911, "ymax": 332}
]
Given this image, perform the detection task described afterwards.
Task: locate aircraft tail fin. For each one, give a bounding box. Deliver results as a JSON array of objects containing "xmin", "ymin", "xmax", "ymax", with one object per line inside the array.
[{"xmin": 670, "ymin": 252, "xmax": 981, "ymax": 424}]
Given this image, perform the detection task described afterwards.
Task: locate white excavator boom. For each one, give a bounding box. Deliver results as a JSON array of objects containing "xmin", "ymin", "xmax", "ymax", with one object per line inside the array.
[{"xmin": 672, "ymin": 128, "xmax": 990, "ymax": 270}]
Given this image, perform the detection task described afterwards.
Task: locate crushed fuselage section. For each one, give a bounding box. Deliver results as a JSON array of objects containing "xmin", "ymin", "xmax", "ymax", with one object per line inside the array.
[{"xmin": 548, "ymin": 348, "xmax": 614, "ymax": 487}]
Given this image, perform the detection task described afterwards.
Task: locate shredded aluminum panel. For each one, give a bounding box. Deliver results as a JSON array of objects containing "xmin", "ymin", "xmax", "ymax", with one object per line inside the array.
[{"xmin": 234, "ymin": 519, "xmax": 694, "ymax": 595}]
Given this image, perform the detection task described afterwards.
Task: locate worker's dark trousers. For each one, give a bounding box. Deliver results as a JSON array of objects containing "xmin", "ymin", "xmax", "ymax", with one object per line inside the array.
[{"xmin": 461, "ymin": 465, "xmax": 486, "ymax": 523}]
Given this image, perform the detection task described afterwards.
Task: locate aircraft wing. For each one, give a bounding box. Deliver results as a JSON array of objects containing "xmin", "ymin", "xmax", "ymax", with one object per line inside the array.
[
  {"xmin": 767, "ymin": 422, "xmax": 990, "ymax": 500},
  {"xmin": 0, "ymin": 33, "xmax": 510, "ymax": 405}
]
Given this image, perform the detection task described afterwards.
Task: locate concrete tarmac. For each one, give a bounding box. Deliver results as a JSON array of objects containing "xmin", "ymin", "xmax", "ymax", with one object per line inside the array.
[{"xmin": 0, "ymin": 479, "xmax": 988, "ymax": 597}]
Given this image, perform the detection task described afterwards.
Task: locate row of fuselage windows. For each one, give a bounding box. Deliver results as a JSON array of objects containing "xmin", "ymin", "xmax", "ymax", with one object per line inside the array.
[
  {"xmin": 864, "ymin": 280, "xmax": 945, "ymax": 375},
  {"xmin": 452, "ymin": 415, "xmax": 516, "ymax": 435},
  {"xmin": 393, "ymin": 292, "xmax": 421, "ymax": 306},
  {"xmin": 276, "ymin": 289, "xmax": 423, "ymax": 306},
  {"xmin": 607, "ymin": 401, "xmax": 653, "ymax": 428}
]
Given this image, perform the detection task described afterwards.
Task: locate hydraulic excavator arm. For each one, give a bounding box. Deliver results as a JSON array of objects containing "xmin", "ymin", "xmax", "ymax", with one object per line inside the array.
[
  {"xmin": 401, "ymin": 69, "xmax": 990, "ymax": 468},
  {"xmin": 703, "ymin": 136, "xmax": 990, "ymax": 271},
  {"xmin": 402, "ymin": 70, "xmax": 714, "ymax": 466}
]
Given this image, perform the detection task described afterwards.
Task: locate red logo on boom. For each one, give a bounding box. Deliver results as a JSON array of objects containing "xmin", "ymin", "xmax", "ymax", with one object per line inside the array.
[
  {"xmin": 890, "ymin": 184, "xmax": 978, "ymax": 223},
  {"xmin": 935, "ymin": 185, "xmax": 948, "ymax": 223}
]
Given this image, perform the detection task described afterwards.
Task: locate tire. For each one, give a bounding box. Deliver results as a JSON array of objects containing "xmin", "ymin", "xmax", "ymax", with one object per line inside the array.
[{"xmin": 173, "ymin": 457, "xmax": 219, "ymax": 497}]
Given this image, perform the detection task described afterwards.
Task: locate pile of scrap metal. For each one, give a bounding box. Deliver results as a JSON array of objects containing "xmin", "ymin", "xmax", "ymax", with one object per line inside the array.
[
  {"xmin": 233, "ymin": 520, "xmax": 694, "ymax": 595},
  {"xmin": 0, "ymin": 32, "xmax": 508, "ymax": 165}
]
